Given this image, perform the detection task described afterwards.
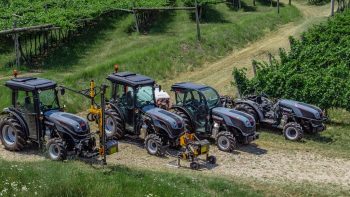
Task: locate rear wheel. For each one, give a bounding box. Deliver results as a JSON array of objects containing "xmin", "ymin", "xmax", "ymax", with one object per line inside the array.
[
  {"xmin": 283, "ymin": 122, "xmax": 303, "ymax": 141},
  {"xmin": 0, "ymin": 116, "xmax": 26, "ymax": 151},
  {"xmin": 216, "ymin": 131, "xmax": 236, "ymax": 152},
  {"xmin": 105, "ymin": 108, "xmax": 125, "ymax": 139},
  {"xmin": 235, "ymin": 104, "xmax": 259, "ymax": 123},
  {"xmin": 174, "ymin": 110, "xmax": 193, "ymax": 133},
  {"xmin": 46, "ymin": 138, "xmax": 67, "ymax": 161},
  {"xmin": 145, "ymin": 134, "xmax": 164, "ymax": 156}
]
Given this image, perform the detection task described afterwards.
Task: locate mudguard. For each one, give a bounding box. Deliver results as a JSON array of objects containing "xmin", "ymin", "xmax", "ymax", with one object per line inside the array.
[
  {"xmin": 171, "ymin": 106, "xmax": 196, "ymax": 130},
  {"xmin": 2, "ymin": 108, "xmax": 29, "ymax": 138},
  {"xmin": 234, "ymin": 100, "xmax": 265, "ymax": 121},
  {"xmin": 107, "ymin": 102, "xmax": 126, "ymax": 123}
]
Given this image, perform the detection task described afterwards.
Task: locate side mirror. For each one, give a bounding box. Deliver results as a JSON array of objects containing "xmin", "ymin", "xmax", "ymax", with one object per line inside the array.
[{"xmin": 60, "ymin": 88, "xmax": 65, "ymax": 96}]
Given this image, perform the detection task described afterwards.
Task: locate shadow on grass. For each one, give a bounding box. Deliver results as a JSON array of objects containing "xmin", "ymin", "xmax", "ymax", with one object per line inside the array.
[
  {"xmin": 227, "ymin": 0, "xmax": 258, "ymax": 12},
  {"xmin": 303, "ymin": 133, "xmax": 333, "ymax": 143},
  {"xmin": 238, "ymin": 143, "xmax": 268, "ymax": 155},
  {"xmin": 40, "ymin": 12, "xmax": 130, "ymax": 70},
  {"xmin": 256, "ymin": 0, "xmax": 286, "ymax": 7},
  {"xmin": 189, "ymin": 5, "xmax": 229, "ymax": 23},
  {"xmin": 148, "ymin": 10, "xmax": 177, "ymax": 34}
]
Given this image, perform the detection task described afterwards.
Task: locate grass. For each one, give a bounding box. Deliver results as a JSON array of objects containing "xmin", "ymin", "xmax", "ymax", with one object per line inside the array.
[
  {"xmin": 255, "ymin": 108, "xmax": 350, "ymax": 159},
  {"xmin": 0, "ymin": 159, "xmax": 263, "ymax": 197},
  {"xmin": 0, "ymin": 1, "xmax": 301, "ymax": 112}
]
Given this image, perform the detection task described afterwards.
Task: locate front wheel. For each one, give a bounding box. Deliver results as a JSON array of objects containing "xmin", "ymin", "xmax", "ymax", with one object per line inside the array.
[
  {"xmin": 207, "ymin": 155, "xmax": 217, "ymax": 164},
  {"xmin": 216, "ymin": 131, "xmax": 237, "ymax": 152},
  {"xmin": 46, "ymin": 138, "xmax": 67, "ymax": 161},
  {"xmin": 145, "ymin": 134, "xmax": 164, "ymax": 156},
  {"xmin": 283, "ymin": 122, "xmax": 303, "ymax": 141}
]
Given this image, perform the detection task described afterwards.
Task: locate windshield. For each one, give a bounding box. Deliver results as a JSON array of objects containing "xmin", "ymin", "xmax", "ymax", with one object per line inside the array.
[
  {"xmin": 200, "ymin": 87, "xmax": 220, "ymax": 108},
  {"xmin": 136, "ymin": 86, "xmax": 155, "ymax": 107},
  {"xmin": 39, "ymin": 89, "xmax": 60, "ymax": 111}
]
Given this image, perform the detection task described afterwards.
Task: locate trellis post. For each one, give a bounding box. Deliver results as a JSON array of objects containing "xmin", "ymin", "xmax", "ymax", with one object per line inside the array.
[
  {"xmin": 13, "ymin": 18, "xmax": 20, "ymax": 67},
  {"xmin": 277, "ymin": 0, "xmax": 280, "ymax": 14},
  {"xmin": 195, "ymin": 0, "xmax": 201, "ymax": 41},
  {"xmin": 331, "ymin": 0, "xmax": 335, "ymax": 16}
]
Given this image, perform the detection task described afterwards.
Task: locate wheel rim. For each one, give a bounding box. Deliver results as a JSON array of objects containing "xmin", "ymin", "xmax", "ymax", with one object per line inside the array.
[
  {"xmin": 217, "ymin": 135, "xmax": 230, "ymax": 150},
  {"xmin": 286, "ymin": 127, "xmax": 298, "ymax": 140},
  {"xmin": 147, "ymin": 139, "xmax": 158, "ymax": 155},
  {"xmin": 105, "ymin": 116, "xmax": 115, "ymax": 137},
  {"xmin": 49, "ymin": 143, "xmax": 60, "ymax": 160},
  {"xmin": 2, "ymin": 125, "xmax": 16, "ymax": 145}
]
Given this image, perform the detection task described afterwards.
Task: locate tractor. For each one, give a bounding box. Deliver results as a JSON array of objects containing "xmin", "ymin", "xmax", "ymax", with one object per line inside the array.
[
  {"xmin": 104, "ymin": 69, "xmax": 186, "ymax": 156},
  {"xmin": 234, "ymin": 94, "xmax": 327, "ymax": 141},
  {"xmin": 0, "ymin": 74, "xmax": 117, "ymax": 163},
  {"xmin": 170, "ymin": 82, "xmax": 259, "ymax": 152}
]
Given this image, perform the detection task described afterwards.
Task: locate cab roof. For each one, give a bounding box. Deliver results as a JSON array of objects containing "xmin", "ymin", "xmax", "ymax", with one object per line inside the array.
[
  {"xmin": 107, "ymin": 72, "xmax": 155, "ymax": 87},
  {"xmin": 171, "ymin": 82, "xmax": 209, "ymax": 91},
  {"xmin": 5, "ymin": 77, "xmax": 57, "ymax": 91}
]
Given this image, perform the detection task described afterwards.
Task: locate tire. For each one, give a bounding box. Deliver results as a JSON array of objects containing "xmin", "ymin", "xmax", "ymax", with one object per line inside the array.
[
  {"xmin": 190, "ymin": 162, "xmax": 199, "ymax": 170},
  {"xmin": 0, "ymin": 116, "xmax": 26, "ymax": 151},
  {"xmin": 105, "ymin": 108, "xmax": 125, "ymax": 139},
  {"xmin": 145, "ymin": 134, "xmax": 164, "ymax": 156},
  {"xmin": 175, "ymin": 110, "xmax": 193, "ymax": 133},
  {"xmin": 216, "ymin": 131, "xmax": 236, "ymax": 152},
  {"xmin": 46, "ymin": 138, "xmax": 67, "ymax": 161},
  {"xmin": 235, "ymin": 104, "xmax": 259, "ymax": 123},
  {"xmin": 207, "ymin": 155, "xmax": 216, "ymax": 164},
  {"xmin": 283, "ymin": 122, "xmax": 303, "ymax": 141}
]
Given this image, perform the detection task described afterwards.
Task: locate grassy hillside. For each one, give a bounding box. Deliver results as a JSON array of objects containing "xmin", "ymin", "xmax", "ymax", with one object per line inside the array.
[{"xmin": 0, "ymin": 1, "xmax": 301, "ymax": 112}]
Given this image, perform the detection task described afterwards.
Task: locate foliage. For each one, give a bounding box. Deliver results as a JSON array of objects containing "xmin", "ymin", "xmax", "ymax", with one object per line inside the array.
[
  {"xmin": 307, "ymin": 0, "xmax": 330, "ymax": 5},
  {"xmin": 0, "ymin": 0, "xmax": 171, "ymax": 30},
  {"xmin": 232, "ymin": 10, "xmax": 350, "ymax": 110},
  {"xmin": 182, "ymin": 0, "xmax": 220, "ymax": 6}
]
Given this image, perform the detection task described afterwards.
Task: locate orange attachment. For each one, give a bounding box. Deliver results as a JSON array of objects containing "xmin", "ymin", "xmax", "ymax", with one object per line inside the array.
[
  {"xmin": 179, "ymin": 132, "xmax": 195, "ymax": 147},
  {"xmin": 13, "ymin": 70, "xmax": 18, "ymax": 78},
  {"xmin": 114, "ymin": 64, "xmax": 119, "ymax": 73}
]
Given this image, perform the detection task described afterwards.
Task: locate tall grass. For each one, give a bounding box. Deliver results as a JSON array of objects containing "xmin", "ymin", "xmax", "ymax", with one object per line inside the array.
[{"xmin": 0, "ymin": 159, "xmax": 262, "ymax": 197}]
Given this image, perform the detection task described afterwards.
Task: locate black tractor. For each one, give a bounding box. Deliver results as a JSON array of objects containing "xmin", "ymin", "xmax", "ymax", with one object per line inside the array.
[
  {"xmin": 234, "ymin": 94, "xmax": 327, "ymax": 141},
  {"xmin": 0, "ymin": 77, "xmax": 117, "ymax": 161},
  {"xmin": 104, "ymin": 71, "xmax": 185, "ymax": 156},
  {"xmin": 170, "ymin": 82, "xmax": 259, "ymax": 152}
]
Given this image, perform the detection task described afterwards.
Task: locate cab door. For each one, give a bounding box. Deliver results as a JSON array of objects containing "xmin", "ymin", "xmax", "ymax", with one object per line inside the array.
[
  {"xmin": 15, "ymin": 91, "xmax": 38, "ymax": 140},
  {"xmin": 190, "ymin": 90, "xmax": 208, "ymax": 133}
]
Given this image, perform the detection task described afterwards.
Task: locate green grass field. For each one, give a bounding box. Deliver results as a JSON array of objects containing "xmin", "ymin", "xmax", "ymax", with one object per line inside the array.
[{"xmin": 0, "ymin": 1, "xmax": 301, "ymax": 112}]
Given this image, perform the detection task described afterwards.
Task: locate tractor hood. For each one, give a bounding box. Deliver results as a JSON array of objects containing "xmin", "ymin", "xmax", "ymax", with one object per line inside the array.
[
  {"xmin": 44, "ymin": 111, "xmax": 89, "ymax": 133},
  {"xmin": 144, "ymin": 107, "xmax": 184, "ymax": 130},
  {"xmin": 212, "ymin": 107, "xmax": 256, "ymax": 128},
  {"xmin": 279, "ymin": 99, "xmax": 325, "ymax": 120}
]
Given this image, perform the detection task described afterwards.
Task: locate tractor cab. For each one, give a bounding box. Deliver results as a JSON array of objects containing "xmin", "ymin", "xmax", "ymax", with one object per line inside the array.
[
  {"xmin": 4, "ymin": 77, "xmax": 64, "ymax": 144},
  {"xmin": 107, "ymin": 72, "xmax": 157, "ymax": 133},
  {"xmin": 171, "ymin": 82, "xmax": 221, "ymax": 133}
]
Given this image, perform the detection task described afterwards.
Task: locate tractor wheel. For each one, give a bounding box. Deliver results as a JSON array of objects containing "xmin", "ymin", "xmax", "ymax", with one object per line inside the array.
[
  {"xmin": 105, "ymin": 108, "xmax": 125, "ymax": 139},
  {"xmin": 216, "ymin": 131, "xmax": 237, "ymax": 152},
  {"xmin": 207, "ymin": 155, "xmax": 217, "ymax": 164},
  {"xmin": 283, "ymin": 122, "xmax": 303, "ymax": 141},
  {"xmin": 0, "ymin": 116, "xmax": 26, "ymax": 151},
  {"xmin": 145, "ymin": 134, "xmax": 164, "ymax": 156},
  {"xmin": 234, "ymin": 104, "xmax": 259, "ymax": 123},
  {"xmin": 190, "ymin": 162, "xmax": 200, "ymax": 170},
  {"xmin": 175, "ymin": 110, "xmax": 193, "ymax": 133},
  {"xmin": 46, "ymin": 138, "xmax": 67, "ymax": 161}
]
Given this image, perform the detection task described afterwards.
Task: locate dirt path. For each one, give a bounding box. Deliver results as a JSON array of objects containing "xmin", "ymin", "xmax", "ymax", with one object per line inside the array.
[
  {"xmin": 160, "ymin": 1, "xmax": 330, "ymax": 96},
  {"xmin": 2, "ymin": 1, "xmax": 348, "ymax": 192}
]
